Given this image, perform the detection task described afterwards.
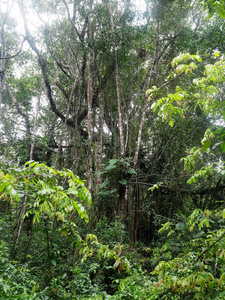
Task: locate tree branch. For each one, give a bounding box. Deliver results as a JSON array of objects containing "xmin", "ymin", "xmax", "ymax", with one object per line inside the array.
[{"xmin": 0, "ymin": 37, "xmax": 26, "ymax": 60}]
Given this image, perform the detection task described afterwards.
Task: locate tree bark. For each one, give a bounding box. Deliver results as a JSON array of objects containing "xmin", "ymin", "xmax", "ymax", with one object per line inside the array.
[
  {"xmin": 7, "ymin": 84, "xmax": 33, "ymax": 247},
  {"xmin": 95, "ymin": 96, "xmax": 104, "ymax": 193},
  {"xmin": 7, "ymin": 84, "xmax": 31, "ymax": 138},
  {"xmin": 30, "ymin": 82, "xmax": 43, "ymax": 161},
  {"xmin": 15, "ymin": 193, "xmax": 28, "ymax": 247},
  {"xmin": 133, "ymin": 1, "xmax": 160, "ymax": 168},
  {"xmin": 108, "ymin": 0, "xmax": 125, "ymax": 159},
  {"xmin": 87, "ymin": 2, "xmax": 94, "ymax": 193},
  {"xmin": 108, "ymin": 0, "xmax": 126, "ymax": 222},
  {"xmin": 0, "ymin": 7, "xmax": 7, "ymax": 119},
  {"xmin": 55, "ymin": 79, "xmax": 76, "ymax": 170},
  {"xmin": 133, "ymin": 178, "xmax": 139, "ymax": 242},
  {"xmin": 18, "ymin": 0, "xmax": 112, "ymax": 142}
]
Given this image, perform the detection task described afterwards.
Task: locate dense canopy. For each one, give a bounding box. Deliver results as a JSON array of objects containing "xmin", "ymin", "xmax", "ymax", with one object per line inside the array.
[{"xmin": 1, "ymin": 0, "xmax": 225, "ymax": 299}]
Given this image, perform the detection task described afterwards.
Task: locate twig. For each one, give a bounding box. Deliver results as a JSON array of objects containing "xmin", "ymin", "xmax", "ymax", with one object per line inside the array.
[
  {"xmin": 0, "ymin": 37, "xmax": 26, "ymax": 60},
  {"xmin": 190, "ymin": 230, "xmax": 225, "ymax": 267}
]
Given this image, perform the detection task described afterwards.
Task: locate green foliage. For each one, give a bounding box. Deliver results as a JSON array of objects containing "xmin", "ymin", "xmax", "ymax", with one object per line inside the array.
[
  {"xmin": 0, "ymin": 162, "xmax": 95, "ymax": 297},
  {"xmin": 0, "ymin": 172, "xmax": 19, "ymax": 202},
  {"xmin": 1, "ymin": 161, "xmax": 91, "ymax": 224},
  {"xmin": 0, "ymin": 163, "xmax": 132, "ymax": 299},
  {"xmin": 99, "ymin": 208, "xmax": 225, "ymax": 299},
  {"xmin": 149, "ymin": 52, "xmax": 225, "ymax": 126},
  {"xmin": 148, "ymin": 53, "xmax": 203, "ymax": 127},
  {"xmin": 146, "ymin": 207, "xmax": 225, "ymax": 298},
  {"xmin": 98, "ymin": 158, "xmax": 136, "ymax": 198},
  {"xmin": 93, "ymin": 218, "xmax": 126, "ymax": 246},
  {"xmin": 0, "ymin": 240, "xmax": 49, "ymax": 299},
  {"xmin": 2, "ymin": 0, "xmax": 225, "ymax": 298},
  {"xmin": 202, "ymin": 0, "xmax": 225, "ymax": 19}
]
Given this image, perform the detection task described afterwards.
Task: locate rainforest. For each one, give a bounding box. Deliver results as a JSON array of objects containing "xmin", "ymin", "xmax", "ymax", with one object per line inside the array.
[{"xmin": 1, "ymin": 0, "xmax": 225, "ymax": 299}]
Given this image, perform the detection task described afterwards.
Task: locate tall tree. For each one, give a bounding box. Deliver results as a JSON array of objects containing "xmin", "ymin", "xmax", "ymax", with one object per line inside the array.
[
  {"xmin": 87, "ymin": 0, "xmax": 94, "ymax": 193},
  {"xmin": 2, "ymin": 0, "xmax": 222, "ymax": 240}
]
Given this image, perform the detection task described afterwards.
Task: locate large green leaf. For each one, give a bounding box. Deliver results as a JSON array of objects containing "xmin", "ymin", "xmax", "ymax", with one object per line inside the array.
[
  {"xmin": 125, "ymin": 168, "xmax": 136, "ymax": 174},
  {"xmin": 217, "ymin": 5, "xmax": 225, "ymax": 18},
  {"xmin": 221, "ymin": 141, "xmax": 225, "ymax": 152}
]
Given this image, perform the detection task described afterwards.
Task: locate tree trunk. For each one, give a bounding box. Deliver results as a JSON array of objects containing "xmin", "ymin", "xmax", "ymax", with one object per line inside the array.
[
  {"xmin": 95, "ymin": 95, "xmax": 104, "ymax": 194},
  {"xmin": 119, "ymin": 183, "xmax": 126, "ymax": 223},
  {"xmin": 108, "ymin": 0, "xmax": 126, "ymax": 222},
  {"xmin": 7, "ymin": 84, "xmax": 32, "ymax": 247},
  {"xmin": 0, "ymin": 8, "xmax": 7, "ymax": 119},
  {"xmin": 55, "ymin": 80, "xmax": 76, "ymax": 170},
  {"xmin": 7, "ymin": 84, "xmax": 31, "ymax": 139},
  {"xmin": 133, "ymin": 2, "xmax": 160, "ymax": 168},
  {"xmin": 15, "ymin": 194, "xmax": 28, "ymax": 247},
  {"xmin": 133, "ymin": 179, "xmax": 139, "ymax": 242},
  {"xmin": 30, "ymin": 82, "xmax": 43, "ymax": 160},
  {"xmin": 108, "ymin": 0, "xmax": 125, "ymax": 159},
  {"xmin": 87, "ymin": 2, "xmax": 94, "ymax": 193}
]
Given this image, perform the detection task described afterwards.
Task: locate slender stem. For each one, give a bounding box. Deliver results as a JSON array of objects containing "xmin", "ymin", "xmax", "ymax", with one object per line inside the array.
[
  {"xmin": 45, "ymin": 220, "xmax": 51, "ymax": 283},
  {"xmin": 87, "ymin": 1, "xmax": 94, "ymax": 192},
  {"xmin": 30, "ymin": 82, "xmax": 43, "ymax": 161},
  {"xmin": 133, "ymin": 0, "xmax": 160, "ymax": 168},
  {"xmin": 108, "ymin": 0, "xmax": 125, "ymax": 158}
]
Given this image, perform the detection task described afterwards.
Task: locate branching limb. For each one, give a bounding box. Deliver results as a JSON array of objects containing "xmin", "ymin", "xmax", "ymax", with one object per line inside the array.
[{"xmin": 0, "ymin": 37, "xmax": 26, "ymax": 60}]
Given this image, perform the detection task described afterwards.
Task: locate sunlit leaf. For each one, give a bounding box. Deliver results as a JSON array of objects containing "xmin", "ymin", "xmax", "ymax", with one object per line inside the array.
[{"xmin": 221, "ymin": 141, "xmax": 225, "ymax": 152}]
